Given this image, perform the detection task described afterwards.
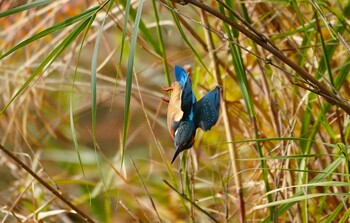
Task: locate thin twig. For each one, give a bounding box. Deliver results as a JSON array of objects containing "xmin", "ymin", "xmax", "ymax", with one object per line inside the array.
[
  {"xmin": 131, "ymin": 159, "xmax": 162, "ymax": 222},
  {"xmin": 200, "ymin": 8, "xmax": 245, "ymax": 223},
  {"xmin": 163, "ymin": 179, "xmax": 220, "ymax": 223},
  {"xmin": 0, "ymin": 144, "xmax": 95, "ymax": 223}
]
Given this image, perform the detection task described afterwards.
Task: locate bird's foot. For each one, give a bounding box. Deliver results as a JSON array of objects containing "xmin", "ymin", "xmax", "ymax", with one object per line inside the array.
[
  {"xmin": 161, "ymin": 96, "xmax": 170, "ymax": 103},
  {"xmin": 162, "ymin": 85, "xmax": 174, "ymax": 92}
]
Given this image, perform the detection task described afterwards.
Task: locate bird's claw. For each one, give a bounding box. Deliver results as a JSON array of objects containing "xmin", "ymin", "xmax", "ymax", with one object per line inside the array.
[
  {"xmin": 162, "ymin": 85, "xmax": 174, "ymax": 92},
  {"xmin": 161, "ymin": 96, "xmax": 170, "ymax": 103}
]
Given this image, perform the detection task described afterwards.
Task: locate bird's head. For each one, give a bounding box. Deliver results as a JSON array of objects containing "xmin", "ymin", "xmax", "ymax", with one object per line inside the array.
[{"xmin": 171, "ymin": 120, "xmax": 196, "ymax": 163}]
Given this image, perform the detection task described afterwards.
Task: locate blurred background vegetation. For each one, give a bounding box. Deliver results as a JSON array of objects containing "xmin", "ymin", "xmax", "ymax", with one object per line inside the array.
[{"xmin": 0, "ymin": 0, "xmax": 350, "ymax": 222}]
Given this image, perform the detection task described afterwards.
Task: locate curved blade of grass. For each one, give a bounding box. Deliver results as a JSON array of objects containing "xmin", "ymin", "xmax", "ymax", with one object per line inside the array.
[
  {"xmin": 0, "ymin": 0, "xmax": 52, "ymax": 18},
  {"xmin": 1, "ymin": 18, "xmax": 92, "ymax": 114},
  {"xmin": 338, "ymin": 202, "xmax": 350, "ymax": 223},
  {"xmin": 262, "ymin": 156, "xmax": 343, "ymax": 222},
  {"xmin": 256, "ymin": 192, "xmax": 350, "ymax": 210},
  {"xmin": 69, "ymin": 13, "xmax": 98, "ymax": 205},
  {"xmin": 0, "ymin": 6, "xmax": 99, "ymax": 60},
  {"xmin": 167, "ymin": 1, "xmax": 209, "ymax": 73},
  {"xmin": 264, "ymin": 181, "xmax": 350, "ymax": 196},
  {"xmin": 121, "ymin": 0, "xmax": 144, "ymax": 167},
  {"xmin": 90, "ymin": 0, "xmax": 113, "ymax": 201}
]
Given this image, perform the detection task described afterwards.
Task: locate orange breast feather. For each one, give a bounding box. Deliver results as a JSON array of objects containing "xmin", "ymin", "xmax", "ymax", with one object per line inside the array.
[{"xmin": 167, "ymin": 82, "xmax": 184, "ymax": 138}]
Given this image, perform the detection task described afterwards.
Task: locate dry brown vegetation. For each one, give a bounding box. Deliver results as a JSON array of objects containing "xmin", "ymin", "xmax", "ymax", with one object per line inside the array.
[{"xmin": 0, "ymin": 0, "xmax": 350, "ymax": 222}]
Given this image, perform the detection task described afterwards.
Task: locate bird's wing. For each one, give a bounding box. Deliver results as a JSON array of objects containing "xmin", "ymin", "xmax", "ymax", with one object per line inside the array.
[
  {"xmin": 174, "ymin": 66, "xmax": 196, "ymax": 118},
  {"xmin": 194, "ymin": 86, "xmax": 221, "ymax": 131}
]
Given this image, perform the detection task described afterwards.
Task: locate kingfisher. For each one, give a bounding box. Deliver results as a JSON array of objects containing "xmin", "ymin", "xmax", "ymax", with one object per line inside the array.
[
  {"xmin": 162, "ymin": 66, "xmax": 196, "ymax": 139},
  {"xmin": 162, "ymin": 66, "xmax": 221, "ymax": 163}
]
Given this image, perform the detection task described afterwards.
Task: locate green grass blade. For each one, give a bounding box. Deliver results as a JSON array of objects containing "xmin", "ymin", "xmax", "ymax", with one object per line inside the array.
[
  {"xmin": 338, "ymin": 204, "xmax": 350, "ymax": 223},
  {"xmin": 315, "ymin": 10, "xmax": 334, "ymax": 85},
  {"xmin": 69, "ymin": 14, "xmax": 97, "ymax": 203},
  {"xmin": 256, "ymin": 192, "xmax": 350, "ymax": 209},
  {"xmin": 90, "ymin": 0, "xmax": 113, "ymax": 201},
  {"xmin": 168, "ymin": 1, "xmax": 209, "ymax": 73},
  {"xmin": 152, "ymin": 0, "xmax": 170, "ymax": 86},
  {"xmin": 262, "ymin": 156, "xmax": 343, "ymax": 222},
  {"xmin": 1, "ymin": 18, "xmax": 92, "ymax": 114},
  {"xmin": 323, "ymin": 196, "xmax": 346, "ymax": 222},
  {"xmin": 0, "ymin": 6, "xmax": 99, "ymax": 60},
  {"xmin": 122, "ymin": 0, "xmax": 144, "ymax": 166},
  {"xmin": 0, "ymin": 0, "xmax": 52, "ymax": 18}
]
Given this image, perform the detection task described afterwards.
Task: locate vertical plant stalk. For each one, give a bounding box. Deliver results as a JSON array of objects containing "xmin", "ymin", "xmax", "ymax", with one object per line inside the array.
[
  {"xmin": 122, "ymin": 0, "xmax": 144, "ymax": 166},
  {"xmin": 200, "ymin": 10, "xmax": 245, "ymax": 223},
  {"xmin": 151, "ymin": 0, "xmax": 171, "ymax": 86},
  {"xmin": 163, "ymin": 180, "xmax": 220, "ymax": 223}
]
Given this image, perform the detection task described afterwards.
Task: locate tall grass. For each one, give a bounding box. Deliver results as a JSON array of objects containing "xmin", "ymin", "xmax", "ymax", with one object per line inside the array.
[{"xmin": 0, "ymin": 0, "xmax": 349, "ymax": 222}]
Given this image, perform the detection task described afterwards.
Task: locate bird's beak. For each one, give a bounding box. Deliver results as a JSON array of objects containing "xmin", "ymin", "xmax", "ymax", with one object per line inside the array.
[{"xmin": 171, "ymin": 146, "xmax": 182, "ymax": 164}]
